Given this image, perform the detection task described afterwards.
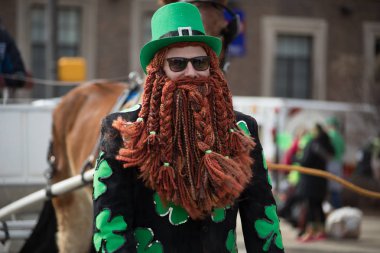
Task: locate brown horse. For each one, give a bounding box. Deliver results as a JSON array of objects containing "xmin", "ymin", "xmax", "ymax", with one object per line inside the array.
[{"xmin": 50, "ymin": 1, "xmax": 235, "ymax": 252}]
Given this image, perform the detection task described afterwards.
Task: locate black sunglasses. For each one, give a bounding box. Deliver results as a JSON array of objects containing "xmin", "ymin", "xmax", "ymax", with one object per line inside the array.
[{"xmin": 166, "ymin": 56, "xmax": 211, "ymax": 72}]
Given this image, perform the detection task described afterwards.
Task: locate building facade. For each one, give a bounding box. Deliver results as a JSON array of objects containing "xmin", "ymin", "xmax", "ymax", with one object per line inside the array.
[{"xmin": 0, "ymin": 0, "xmax": 379, "ymax": 106}]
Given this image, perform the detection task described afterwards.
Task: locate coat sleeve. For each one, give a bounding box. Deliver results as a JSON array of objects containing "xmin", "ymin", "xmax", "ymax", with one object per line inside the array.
[
  {"xmin": 236, "ymin": 114, "xmax": 285, "ymax": 253},
  {"xmin": 92, "ymin": 112, "xmax": 137, "ymax": 253}
]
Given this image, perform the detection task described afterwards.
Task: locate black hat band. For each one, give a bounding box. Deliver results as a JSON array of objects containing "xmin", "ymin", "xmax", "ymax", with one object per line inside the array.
[{"xmin": 160, "ymin": 27, "xmax": 205, "ymax": 39}]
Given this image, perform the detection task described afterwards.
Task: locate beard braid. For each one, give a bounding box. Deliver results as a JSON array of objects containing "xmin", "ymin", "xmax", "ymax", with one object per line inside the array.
[{"xmin": 112, "ymin": 42, "xmax": 256, "ymax": 219}]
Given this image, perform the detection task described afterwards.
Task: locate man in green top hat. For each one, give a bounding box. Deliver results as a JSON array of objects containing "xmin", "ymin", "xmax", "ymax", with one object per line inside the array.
[{"xmin": 93, "ymin": 2, "xmax": 284, "ymax": 252}]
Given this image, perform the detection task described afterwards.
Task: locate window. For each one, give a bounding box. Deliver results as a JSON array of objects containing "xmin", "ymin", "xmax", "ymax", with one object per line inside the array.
[
  {"xmin": 58, "ymin": 7, "xmax": 81, "ymax": 57},
  {"xmin": 17, "ymin": 0, "xmax": 96, "ymax": 98},
  {"xmin": 375, "ymin": 37, "xmax": 380, "ymax": 83},
  {"xmin": 261, "ymin": 16, "xmax": 327, "ymax": 99},
  {"xmin": 30, "ymin": 5, "xmax": 81, "ymax": 97},
  {"xmin": 31, "ymin": 6, "xmax": 46, "ymax": 79},
  {"xmin": 274, "ymin": 35, "xmax": 312, "ymax": 98},
  {"xmin": 363, "ymin": 22, "xmax": 380, "ymax": 103},
  {"xmin": 30, "ymin": 5, "xmax": 81, "ymax": 79}
]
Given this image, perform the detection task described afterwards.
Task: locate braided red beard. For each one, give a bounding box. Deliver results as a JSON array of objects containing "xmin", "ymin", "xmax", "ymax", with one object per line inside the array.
[{"xmin": 114, "ymin": 75, "xmax": 255, "ymax": 219}]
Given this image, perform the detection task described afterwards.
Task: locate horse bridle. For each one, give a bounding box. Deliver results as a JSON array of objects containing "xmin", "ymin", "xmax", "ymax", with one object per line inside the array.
[
  {"xmin": 187, "ymin": 0, "xmax": 240, "ymax": 45},
  {"xmin": 185, "ymin": 0, "xmax": 240, "ymax": 70}
]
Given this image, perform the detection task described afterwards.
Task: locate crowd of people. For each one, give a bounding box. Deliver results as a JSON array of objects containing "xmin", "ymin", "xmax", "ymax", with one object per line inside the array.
[
  {"xmin": 278, "ymin": 121, "xmax": 335, "ymax": 242},
  {"xmin": 278, "ymin": 115, "xmax": 380, "ymax": 242}
]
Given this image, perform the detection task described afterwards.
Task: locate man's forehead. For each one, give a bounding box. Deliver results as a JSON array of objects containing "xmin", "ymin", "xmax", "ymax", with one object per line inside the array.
[{"xmin": 166, "ymin": 46, "xmax": 207, "ymax": 58}]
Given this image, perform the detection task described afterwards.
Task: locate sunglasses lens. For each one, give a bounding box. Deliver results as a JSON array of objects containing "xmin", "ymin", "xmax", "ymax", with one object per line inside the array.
[
  {"xmin": 167, "ymin": 58, "xmax": 188, "ymax": 72},
  {"xmin": 166, "ymin": 56, "xmax": 211, "ymax": 72},
  {"xmin": 191, "ymin": 56, "xmax": 210, "ymax": 71}
]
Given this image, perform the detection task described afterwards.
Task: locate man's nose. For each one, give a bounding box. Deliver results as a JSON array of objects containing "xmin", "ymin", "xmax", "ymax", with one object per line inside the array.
[{"xmin": 184, "ymin": 62, "xmax": 197, "ymax": 78}]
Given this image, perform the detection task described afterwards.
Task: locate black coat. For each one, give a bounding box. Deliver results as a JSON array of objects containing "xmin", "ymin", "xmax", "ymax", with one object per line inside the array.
[
  {"xmin": 0, "ymin": 29, "xmax": 26, "ymax": 88},
  {"xmin": 297, "ymin": 130, "xmax": 334, "ymax": 200},
  {"xmin": 93, "ymin": 107, "xmax": 284, "ymax": 253}
]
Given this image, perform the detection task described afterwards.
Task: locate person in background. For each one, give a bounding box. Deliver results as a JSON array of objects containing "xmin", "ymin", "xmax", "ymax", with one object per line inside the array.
[
  {"xmin": 0, "ymin": 18, "xmax": 27, "ymax": 95},
  {"xmin": 282, "ymin": 127, "xmax": 307, "ymax": 166},
  {"xmin": 369, "ymin": 133, "xmax": 380, "ymax": 182},
  {"xmin": 278, "ymin": 125, "xmax": 312, "ymax": 231},
  {"xmin": 92, "ymin": 2, "xmax": 284, "ymax": 252},
  {"xmin": 296, "ymin": 123, "xmax": 335, "ymax": 242},
  {"xmin": 326, "ymin": 117, "xmax": 345, "ymax": 209},
  {"xmin": 356, "ymin": 132, "xmax": 380, "ymax": 182}
]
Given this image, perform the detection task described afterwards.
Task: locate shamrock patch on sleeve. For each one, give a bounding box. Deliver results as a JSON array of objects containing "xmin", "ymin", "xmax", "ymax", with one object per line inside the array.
[
  {"xmin": 153, "ymin": 192, "xmax": 189, "ymax": 225},
  {"xmin": 225, "ymin": 229, "xmax": 238, "ymax": 253},
  {"xmin": 134, "ymin": 227, "xmax": 163, "ymax": 253},
  {"xmin": 254, "ymin": 205, "xmax": 283, "ymax": 251},
  {"xmin": 262, "ymin": 152, "xmax": 272, "ymax": 186},
  {"xmin": 93, "ymin": 209, "xmax": 128, "ymax": 253},
  {"xmin": 93, "ymin": 154, "xmax": 113, "ymax": 200},
  {"xmin": 237, "ymin": 120, "xmax": 251, "ymax": 136}
]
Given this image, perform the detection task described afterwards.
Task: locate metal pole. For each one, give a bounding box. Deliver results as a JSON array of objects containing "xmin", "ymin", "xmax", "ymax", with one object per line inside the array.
[
  {"xmin": 0, "ymin": 230, "xmax": 33, "ymax": 240},
  {"xmin": 0, "ymin": 220, "xmax": 37, "ymax": 230},
  {"xmin": 45, "ymin": 0, "xmax": 58, "ymax": 98},
  {"xmin": 0, "ymin": 169, "xmax": 94, "ymax": 220},
  {"xmin": 2, "ymin": 87, "xmax": 9, "ymax": 104}
]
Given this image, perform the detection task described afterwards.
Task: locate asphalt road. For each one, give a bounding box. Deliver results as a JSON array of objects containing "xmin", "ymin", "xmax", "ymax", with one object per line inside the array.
[
  {"xmin": 1, "ymin": 208, "xmax": 378, "ymax": 252},
  {"xmin": 236, "ymin": 213, "xmax": 380, "ymax": 253}
]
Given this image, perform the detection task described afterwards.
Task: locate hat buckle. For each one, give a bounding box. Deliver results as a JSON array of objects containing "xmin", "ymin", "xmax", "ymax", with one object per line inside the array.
[{"xmin": 178, "ymin": 27, "xmax": 193, "ymax": 36}]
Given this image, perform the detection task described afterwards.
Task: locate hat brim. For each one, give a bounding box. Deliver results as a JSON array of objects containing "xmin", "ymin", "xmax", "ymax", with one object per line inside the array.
[{"xmin": 140, "ymin": 35, "xmax": 222, "ymax": 74}]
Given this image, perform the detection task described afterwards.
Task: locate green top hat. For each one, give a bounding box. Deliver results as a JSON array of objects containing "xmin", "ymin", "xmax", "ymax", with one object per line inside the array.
[{"xmin": 140, "ymin": 2, "xmax": 222, "ymax": 73}]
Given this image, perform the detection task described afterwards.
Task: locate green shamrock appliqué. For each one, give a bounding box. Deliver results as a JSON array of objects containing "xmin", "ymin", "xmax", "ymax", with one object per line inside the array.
[
  {"xmin": 262, "ymin": 152, "xmax": 272, "ymax": 186},
  {"xmin": 237, "ymin": 120, "xmax": 273, "ymax": 187},
  {"xmin": 211, "ymin": 205, "xmax": 230, "ymax": 223},
  {"xmin": 211, "ymin": 208, "xmax": 226, "ymax": 223},
  {"xmin": 237, "ymin": 120, "xmax": 251, "ymax": 136},
  {"xmin": 254, "ymin": 205, "xmax": 283, "ymax": 252},
  {"xmin": 94, "ymin": 209, "xmax": 127, "ymax": 253},
  {"xmin": 134, "ymin": 227, "xmax": 163, "ymax": 253},
  {"xmin": 93, "ymin": 154, "xmax": 113, "ymax": 200},
  {"xmin": 225, "ymin": 229, "xmax": 238, "ymax": 253},
  {"xmin": 153, "ymin": 192, "xmax": 189, "ymax": 225}
]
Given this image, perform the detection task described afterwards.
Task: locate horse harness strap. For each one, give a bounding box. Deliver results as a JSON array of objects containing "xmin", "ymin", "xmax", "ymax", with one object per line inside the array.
[
  {"xmin": 0, "ymin": 221, "xmax": 10, "ymax": 244},
  {"xmin": 78, "ymin": 87, "xmax": 138, "ymax": 184},
  {"xmin": 43, "ymin": 84, "xmax": 140, "ymax": 197}
]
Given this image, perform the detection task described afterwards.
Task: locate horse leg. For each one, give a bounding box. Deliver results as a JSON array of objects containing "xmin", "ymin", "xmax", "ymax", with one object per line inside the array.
[
  {"xmin": 53, "ymin": 189, "xmax": 93, "ymax": 253},
  {"xmin": 50, "ymin": 147, "xmax": 93, "ymax": 253},
  {"xmin": 50, "ymin": 92, "xmax": 93, "ymax": 253},
  {"xmin": 50, "ymin": 82, "xmax": 129, "ymax": 252}
]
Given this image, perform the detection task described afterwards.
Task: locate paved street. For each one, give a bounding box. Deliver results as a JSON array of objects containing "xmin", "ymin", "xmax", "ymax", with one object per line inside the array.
[
  {"xmin": 1, "ymin": 206, "xmax": 378, "ymax": 252},
  {"xmin": 236, "ymin": 213, "xmax": 380, "ymax": 253}
]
